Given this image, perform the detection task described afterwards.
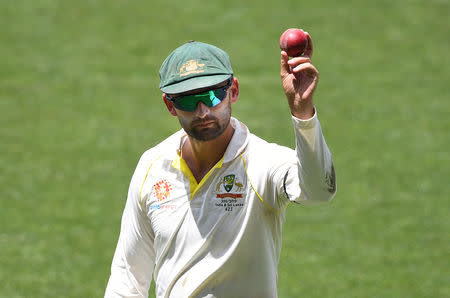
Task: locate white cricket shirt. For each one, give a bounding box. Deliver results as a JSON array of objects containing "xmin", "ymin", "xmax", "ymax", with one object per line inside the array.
[{"xmin": 105, "ymin": 112, "xmax": 336, "ymax": 298}]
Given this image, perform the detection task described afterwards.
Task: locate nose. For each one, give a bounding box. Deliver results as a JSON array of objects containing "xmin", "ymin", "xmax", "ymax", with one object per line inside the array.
[{"xmin": 195, "ymin": 101, "xmax": 210, "ymax": 118}]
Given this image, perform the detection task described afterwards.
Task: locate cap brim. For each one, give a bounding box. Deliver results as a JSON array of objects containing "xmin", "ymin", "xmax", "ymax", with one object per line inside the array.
[{"xmin": 161, "ymin": 75, "xmax": 232, "ymax": 94}]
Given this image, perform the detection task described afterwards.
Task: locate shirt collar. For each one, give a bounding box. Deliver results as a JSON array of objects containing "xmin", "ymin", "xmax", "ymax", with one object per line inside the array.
[
  {"xmin": 170, "ymin": 117, "xmax": 249, "ymax": 164},
  {"xmin": 222, "ymin": 117, "xmax": 249, "ymax": 163}
]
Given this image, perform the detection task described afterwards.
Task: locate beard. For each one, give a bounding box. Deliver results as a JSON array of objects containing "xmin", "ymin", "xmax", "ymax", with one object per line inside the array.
[
  {"xmin": 179, "ymin": 102, "xmax": 231, "ymax": 141},
  {"xmin": 181, "ymin": 115, "xmax": 230, "ymax": 141}
]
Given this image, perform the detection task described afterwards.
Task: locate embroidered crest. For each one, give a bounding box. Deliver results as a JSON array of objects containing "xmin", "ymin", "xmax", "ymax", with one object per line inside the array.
[
  {"xmin": 154, "ymin": 179, "xmax": 172, "ymax": 201},
  {"xmin": 214, "ymin": 173, "xmax": 245, "ymax": 211},
  {"xmin": 223, "ymin": 174, "xmax": 235, "ymax": 192},
  {"xmin": 179, "ymin": 59, "xmax": 205, "ymax": 77}
]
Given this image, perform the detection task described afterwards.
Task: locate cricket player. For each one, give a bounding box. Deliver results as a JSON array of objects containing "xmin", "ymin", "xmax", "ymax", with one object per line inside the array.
[{"xmin": 105, "ymin": 35, "xmax": 336, "ymax": 297}]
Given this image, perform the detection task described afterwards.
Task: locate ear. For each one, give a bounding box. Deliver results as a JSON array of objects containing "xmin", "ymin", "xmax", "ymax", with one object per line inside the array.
[
  {"xmin": 163, "ymin": 94, "xmax": 178, "ymax": 116},
  {"xmin": 229, "ymin": 77, "xmax": 239, "ymax": 104}
]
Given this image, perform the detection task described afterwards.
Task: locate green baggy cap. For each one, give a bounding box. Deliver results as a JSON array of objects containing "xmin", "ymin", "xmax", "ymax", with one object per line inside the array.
[{"xmin": 159, "ymin": 41, "xmax": 233, "ymax": 94}]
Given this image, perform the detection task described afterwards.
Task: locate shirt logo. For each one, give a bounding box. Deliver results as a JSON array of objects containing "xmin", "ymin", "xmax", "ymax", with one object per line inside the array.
[
  {"xmin": 179, "ymin": 59, "xmax": 205, "ymax": 77},
  {"xmin": 215, "ymin": 174, "xmax": 245, "ymax": 199},
  {"xmin": 223, "ymin": 174, "xmax": 235, "ymax": 192},
  {"xmin": 154, "ymin": 179, "xmax": 172, "ymax": 201},
  {"xmin": 215, "ymin": 174, "xmax": 245, "ymax": 212}
]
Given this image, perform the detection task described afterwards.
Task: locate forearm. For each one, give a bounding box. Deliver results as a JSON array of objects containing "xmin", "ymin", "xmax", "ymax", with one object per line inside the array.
[{"xmin": 292, "ymin": 110, "xmax": 336, "ymax": 203}]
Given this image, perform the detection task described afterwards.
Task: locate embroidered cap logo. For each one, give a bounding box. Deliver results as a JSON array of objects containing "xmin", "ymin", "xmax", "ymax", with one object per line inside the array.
[{"xmin": 179, "ymin": 59, "xmax": 205, "ymax": 77}]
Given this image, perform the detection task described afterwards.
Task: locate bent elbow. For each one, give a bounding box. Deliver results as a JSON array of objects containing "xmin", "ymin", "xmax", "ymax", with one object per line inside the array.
[{"xmin": 298, "ymin": 182, "xmax": 336, "ymax": 205}]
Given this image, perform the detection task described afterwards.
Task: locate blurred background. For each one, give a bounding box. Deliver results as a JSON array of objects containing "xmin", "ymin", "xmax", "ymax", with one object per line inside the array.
[{"xmin": 1, "ymin": 0, "xmax": 448, "ymax": 297}]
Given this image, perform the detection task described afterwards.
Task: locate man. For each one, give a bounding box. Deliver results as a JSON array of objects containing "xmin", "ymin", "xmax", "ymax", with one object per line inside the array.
[{"xmin": 105, "ymin": 36, "xmax": 336, "ymax": 297}]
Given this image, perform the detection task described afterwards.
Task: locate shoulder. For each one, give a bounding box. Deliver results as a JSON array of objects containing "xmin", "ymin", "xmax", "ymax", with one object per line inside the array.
[
  {"xmin": 246, "ymin": 133, "xmax": 296, "ymax": 161},
  {"xmin": 132, "ymin": 130, "xmax": 183, "ymax": 178},
  {"xmin": 139, "ymin": 130, "xmax": 182, "ymax": 162},
  {"xmin": 240, "ymin": 132, "xmax": 296, "ymax": 181}
]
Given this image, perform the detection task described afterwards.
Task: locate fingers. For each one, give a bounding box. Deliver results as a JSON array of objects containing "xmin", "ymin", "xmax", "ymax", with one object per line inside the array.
[
  {"xmin": 288, "ymin": 56, "xmax": 311, "ymax": 66},
  {"xmin": 282, "ymin": 50, "xmax": 318, "ymax": 78},
  {"xmin": 303, "ymin": 31, "xmax": 314, "ymax": 58},
  {"xmin": 291, "ymin": 62, "xmax": 318, "ymax": 77},
  {"xmin": 280, "ymin": 50, "xmax": 291, "ymax": 79},
  {"xmin": 288, "ymin": 56, "xmax": 316, "ymax": 74}
]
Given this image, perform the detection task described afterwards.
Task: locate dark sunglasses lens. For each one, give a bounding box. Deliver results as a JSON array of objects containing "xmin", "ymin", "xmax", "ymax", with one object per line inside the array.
[
  {"xmin": 174, "ymin": 96, "xmax": 198, "ymax": 111},
  {"xmin": 174, "ymin": 86, "xmax": 228, "ymax": 111},
  {"xmin": 212, "ymin": 88, "xmax": 228, "ymax": 101}
]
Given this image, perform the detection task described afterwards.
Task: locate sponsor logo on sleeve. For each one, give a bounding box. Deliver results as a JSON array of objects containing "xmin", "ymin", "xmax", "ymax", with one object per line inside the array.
[
  {"xmin": 154, "ymin": 179, "xmax": 172, "ymax": 201},
  {"xmin": 150, "ymin": 179, "xmax": 177, "ymax": 211}
]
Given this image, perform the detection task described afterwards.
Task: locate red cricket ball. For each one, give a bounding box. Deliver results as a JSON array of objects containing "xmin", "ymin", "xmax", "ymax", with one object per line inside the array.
[{"xmin": 279, "ymin": 28, "xmax": 308, "ymax": 57}]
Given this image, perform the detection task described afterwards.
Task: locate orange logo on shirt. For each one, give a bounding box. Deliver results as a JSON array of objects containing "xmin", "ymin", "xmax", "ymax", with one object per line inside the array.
[{"xmin": 154, "ymin": 179, "xmax": 172, "ymax": 201}]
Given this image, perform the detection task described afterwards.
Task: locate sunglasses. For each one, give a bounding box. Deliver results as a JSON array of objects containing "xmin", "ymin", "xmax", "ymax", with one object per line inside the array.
[{"xmin": 166, "ymin": 79, "xmax": 232, "ymax": 112}]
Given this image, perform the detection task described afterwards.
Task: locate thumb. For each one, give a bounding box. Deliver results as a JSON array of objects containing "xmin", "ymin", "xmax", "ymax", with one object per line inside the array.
[{"xmin": 280, "ymin": 51, "xmax": 290, "ymax": 79}]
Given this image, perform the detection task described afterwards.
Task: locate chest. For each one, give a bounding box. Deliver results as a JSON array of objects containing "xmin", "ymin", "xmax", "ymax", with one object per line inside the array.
[{"xmin": 142, "ymin": 159, "xmax": 251, "ymax": 247}]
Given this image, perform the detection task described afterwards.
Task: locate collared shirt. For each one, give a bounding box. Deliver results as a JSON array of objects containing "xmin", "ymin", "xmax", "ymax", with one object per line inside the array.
[{"xmin": 105, "ymin": 112, "xmax": 336, "ymax": 298}]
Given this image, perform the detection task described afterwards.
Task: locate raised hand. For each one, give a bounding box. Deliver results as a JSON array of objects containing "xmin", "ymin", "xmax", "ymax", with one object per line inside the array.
[{"xmin": 280, "ymin": 32, "xmax": 318, "ymax": 119}]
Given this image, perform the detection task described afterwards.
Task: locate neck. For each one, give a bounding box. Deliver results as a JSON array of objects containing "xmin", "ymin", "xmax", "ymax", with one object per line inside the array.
[{"xmin": 182, "ymin": 123, "xmax": 235, "ymax": 183}]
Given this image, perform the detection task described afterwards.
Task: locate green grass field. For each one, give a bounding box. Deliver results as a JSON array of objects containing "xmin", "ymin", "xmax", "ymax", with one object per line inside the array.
[{"xmin": 1, "ymin": 0, "xmax": 449, "ymax": 297}]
